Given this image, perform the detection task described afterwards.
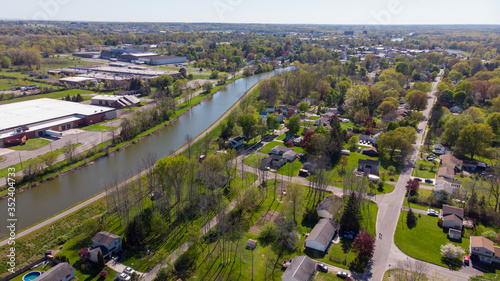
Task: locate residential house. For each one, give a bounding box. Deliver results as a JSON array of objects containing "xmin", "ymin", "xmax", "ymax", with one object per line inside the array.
[
  {"xmin": 440, "ymin": 154, "xmax": 463, "ymax": 171},
  {"xmin": 433, "ymin": 144, "xmax": 448, "ymax": 155},
  {"xmin": 470, "ymin": 236, "xmax": 500, "ymax": 264},
  {"xmin": 316, "ymin": 195, "xmax": 343, "ymax": 219},
  {"xmin": 450, "ymin": 106, "xmax": 464, "ymax": 114},
  {"xmin": 372, "ymin": 132, "xmax": 382, "ymax": 145},
  {"xmin": 305, "ymin": 219, "xmax": 338, "ymax": 253},
  {"xmin": 276, "ymin": 114, "xmax": 285, "ymax": 123},
  {"xmin": 267, "ymin": 106, "xmax": 275, "ymax": 113},
  {"xmin": 37, "ymin": 262, "xmax": 75, "ymax": 281},
  {"xmin": 362, "ymin": 147, "xmax": 379, "ymax": 157},
  {"xmin": 282, "ymin": 150, "xmax": 298, "ymax": 162},
  {"xmin": 358, "ymin": 159, "xmax": 380, "ymax": 175},
  {"xmin": 463, "ymin": 160, "xmax": 479, "ymax": 172},
  {"xmin": 441, "ymin": 205, "xmax": 464, "ymax": 230},
  {"xmin": 281, "ymin": 256, "xmax": 316, "ymax": 281},
  {"xmin": 259, "ymin": 111, "xmax": 269, "ymax": 120},
  {"xmin": 320, "ymin": 112, "xmax": 335, "ymax": 119},
  {"xmin": 302, "ymin": 162, "xmax": 317, "ymax": 175},
  {"xmin": 291, "ymin": 136, "xmax": 303, "ymax": 147},
  {"xmin": 437, "ymin": 166, "xmax": 455, "ymax": 179},
  {"xmin": 315, "ymin": 117, "xmax": 330, "ymax": 126},
  {"xmin": 270, "ymin": 145, "xmax": 293, "ymax": 155},
  {"xmin": 434, "ymin": 179, "xmax": 466, "ymax": 201},
  {"xmin": 261, "ymin": 155, "xmax": 287, "ymax": 170},
  {"xmin": 89, "ymin": 232, "xmax": 122, "ymax": 263},
  {"xmin": 359, "ymin": 134, "xmax": 373, "ymax": 142},
  {"xmin": 228, "ymin": 136, "xmax": 244, "ymax": 148},
  {"xmin": 448, "ymin": 228, "xmax": 462, "ymax": 240}
]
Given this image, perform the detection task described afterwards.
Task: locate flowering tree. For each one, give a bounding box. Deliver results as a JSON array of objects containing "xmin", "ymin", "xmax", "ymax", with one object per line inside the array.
[
  {"xmin": 440, "ymin": 243, "xmax": 465, "ymax": 260},
  {"xmin": 352, "ymin": 232, "xmax": 375, "ymax": 260},
  {"xmin": 78, "ymin": 248, "xmax": 90, "ymax": 261},
  {"xmin": 405, "ymin": 179, "xmax": 420, "ymax": 196}
]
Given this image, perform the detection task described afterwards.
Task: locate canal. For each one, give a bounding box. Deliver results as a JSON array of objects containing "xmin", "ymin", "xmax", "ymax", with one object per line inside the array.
[{"xmin": 0, "ymin": 67, "xmax": 293, "ymax": 238}]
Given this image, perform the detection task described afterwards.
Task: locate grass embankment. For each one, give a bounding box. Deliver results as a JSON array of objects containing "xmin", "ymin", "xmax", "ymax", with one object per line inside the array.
[{"xmin": 8, "ymin": 139, "xmax": 51, "ymax": 151}]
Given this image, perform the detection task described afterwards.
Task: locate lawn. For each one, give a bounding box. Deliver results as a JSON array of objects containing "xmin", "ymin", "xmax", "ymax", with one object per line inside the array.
[
  {"xmin": 382, "ymin": 269, "xmax": 428, "ymax": 281},
  {"xmin": 243, "ymin": 154, "xmax": 268, "ymax": 168},
  {"xmin": 412, "ymin": 160, "xmax": 438, "ymax": 178},
  {"xmin": 80, "ymin": 123, "xmax": 119, "ymax": 132},
  {"xmin": 394, "ymin": 210, "xmax": 470, "ymax": 267},
  {"xmin": 8, "ymin": 138, "xmax": 50, "ymax": 151},
  {"xmin": 258, "ymin": 141, "xmax": 283, "ymax": 154},
  {"xmin": 314, "ymin": 272, "xmax": 345, "ymax": 281},
  {"xmin": 308, "ymin": 115, "xmax": 320, "ymax": 120},
  {"xmin": 276, "ymin": 158, "xmax": 303, "ymax": 177},
  {"xmin": 0, "ymin": 78, "xmax": 59, "ymax": 90}
]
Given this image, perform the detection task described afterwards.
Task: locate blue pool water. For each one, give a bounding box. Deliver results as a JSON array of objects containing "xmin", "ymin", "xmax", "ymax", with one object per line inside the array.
[{"xmin": 23, "ymin": 271, "xmax": 41, "ymax": 281}]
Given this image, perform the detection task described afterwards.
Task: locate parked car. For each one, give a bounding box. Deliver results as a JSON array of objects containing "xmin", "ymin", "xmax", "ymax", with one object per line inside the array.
[
  {"xmin": 425, "ymin": 179, "xmax": 433, "ymax": 184},
  {"xmin": 317, "ymin": 263, "xmax": 328, "ymax": 272},
  {"xmin": 342, "ymin": 231, "xmax": 355, "ymax": 239},
  {"xmin": 463, "ymin": 255, "xmax": 470, "ymax": 266},
  {"xmin": 427, "ymin": 209, "xmax": 439, "ymax": 216},
  {"xmin": 337, "ymin": 271, "xmax": 351, "ymax": 278},
  {"xmin": 357, "ymin": 147, "xmax": 362, "ymax": 153},
  {"xmin": 427, "ymin": 156, "xmax": 435, "ymax": 160},
  {"xmin": 123, "ymin": 267, "xmax": 135, "ymax": 275},
  {"xmin": 116, "ymin": 273, "xmax": 131, "ymax": 281},
  {"xmin": 414, "ymin": 178, "xmax": 422, "ymax": 182}
]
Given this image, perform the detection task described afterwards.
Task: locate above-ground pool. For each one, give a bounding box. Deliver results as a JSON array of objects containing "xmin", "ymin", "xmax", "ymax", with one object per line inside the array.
[{"xmin": 22, "ymin": 271, "xmax": 41, "ymax": 281}]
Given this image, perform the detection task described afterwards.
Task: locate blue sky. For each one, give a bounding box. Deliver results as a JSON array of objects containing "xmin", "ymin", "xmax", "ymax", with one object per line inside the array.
[{"xmin": 1, "ymin": 0, "xmax": 499, "ymax": 24}]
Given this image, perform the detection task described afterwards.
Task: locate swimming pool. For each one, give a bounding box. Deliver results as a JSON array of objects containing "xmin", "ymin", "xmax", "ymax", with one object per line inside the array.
[{"xmin": 22, "ymin": 271, "xmax": 41, "ymax": 281}]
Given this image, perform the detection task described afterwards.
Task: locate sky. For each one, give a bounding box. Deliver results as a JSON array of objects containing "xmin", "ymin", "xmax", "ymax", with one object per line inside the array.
[{"xmin": 1, "ymin": 0, "xmax": 499, "ymax": 25}]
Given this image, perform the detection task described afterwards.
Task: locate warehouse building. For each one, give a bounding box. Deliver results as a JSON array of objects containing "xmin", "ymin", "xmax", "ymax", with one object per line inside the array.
[
  {"xmin": 91, "ymin": 95, "xmax": 140, "ymax": 108},
  {"xmin": 59, "ymin": 77, "xmax": 98, "ymax": 86},
  {"xmin": 0, "ymin": 98, "xmax": 116, "ymax": 147},
  {"xmin": 138, "ymin": 55, "xmax": 187, "ymax": 65}
]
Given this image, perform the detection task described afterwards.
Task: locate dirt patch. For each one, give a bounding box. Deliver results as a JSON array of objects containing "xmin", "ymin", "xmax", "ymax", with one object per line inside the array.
[{"xmin": 248, "ymin": 210, "xmax": 281, "ymax": 235}]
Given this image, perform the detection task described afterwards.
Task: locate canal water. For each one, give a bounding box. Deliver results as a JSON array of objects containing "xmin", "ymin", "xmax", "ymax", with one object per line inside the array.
[{"xmin": 0, "ymin": 67, "xmax": 293, "ymax": 238}]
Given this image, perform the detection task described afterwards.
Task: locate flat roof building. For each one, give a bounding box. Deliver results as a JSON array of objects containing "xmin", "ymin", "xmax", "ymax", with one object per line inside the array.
[
  {"xmin": 91, "ymin": 95, "xmax": 140, "ymax": 108},
  {"xmin": 0, "ymin": 98, "xmax": 116, "ymax": 146}
]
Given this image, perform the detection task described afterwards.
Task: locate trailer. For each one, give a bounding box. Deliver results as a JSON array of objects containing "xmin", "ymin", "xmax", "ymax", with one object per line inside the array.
[{"xmin": 45, "ymin": 130, "xmax": 63, "ymax": 137}]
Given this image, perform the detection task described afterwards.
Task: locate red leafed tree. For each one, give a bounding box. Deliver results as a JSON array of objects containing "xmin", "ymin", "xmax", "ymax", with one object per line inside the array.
[
  {"xmin": 364, "ymin": 117, "xmax": 376, "ymax": 129},
  {"xmin": 302, "ymin": 131, "xmax": 316, "ymax": 149},
  {"xmin": 99, "ymin": 271, "xmax": 108, "ymax": 278},
  {"xmin": 285, "ymin": 141, "xmax": 293, "ymax": 147},
  {"xmin": 79, "ymin": 248, "xmax": 90, "ymax": 261},
  {"xmin": 352, "ymin": 232, "xmax": 375, "ymax": 260},
  {"xmin": 405, "ymin": 179, "xmax": 419, "ymax": 196}
]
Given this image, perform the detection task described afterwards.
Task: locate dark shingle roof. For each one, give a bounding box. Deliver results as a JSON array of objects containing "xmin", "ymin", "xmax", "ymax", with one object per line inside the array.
[
  {"xmin": 306, "ymin": 218, "xmax": 338, "ymax": 248},
  {"xmin": 281, "ymin": 256, "xmax": 316, "ymax": 281},
  {"xmin": 37, "ymin": 262, "xmax": 74, "ymax": 281},
  {"xmin": 442, "ymin": 204, "xmax": 464, "ymax": 218},
  {"xmin": 92, "ymin": 231, "xmax": 120, "ymax": 246}
]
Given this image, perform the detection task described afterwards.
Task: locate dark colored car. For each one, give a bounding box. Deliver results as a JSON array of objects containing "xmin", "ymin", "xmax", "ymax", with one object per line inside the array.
[{"xmin": 317, "ymin": 263, "xmax": 328, "ymax": 272}]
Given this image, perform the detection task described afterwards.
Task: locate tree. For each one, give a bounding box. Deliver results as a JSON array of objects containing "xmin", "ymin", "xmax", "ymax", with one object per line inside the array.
[
  {"xmin": 63, "ymin": 141, "xmax": 76, "ymax": 163},
  {"xmin": 348, "ymin": 135, "xmax": 359, "ymax": 152},
  {"xmin": 79, "ymin": 248, "xmax": 90, "ymax": 261},
  {"xmin": 441, "ymin": 115, "xmax": 472, "ymax": 147},
  {"xmin": 406, "ymin": 208, "xmax": 417, "ymax": 229},
  {"xmin": 266, "ymin": 114, "xmax": 280, "ymax": 132},
  {"xmin": 202, "ymin": 81, "xmax": 213, "ymax": 93},
  {"xmin": 406, "ymin": 90, "xmax": 428, "ymax": 111},
  {"xmin": 453, "ymin": 90, "xmax": 467, "ymax": 106},
  {"xmin": 378, "ymin": 101, "xmax": 396, "ymax": 116},
  {"xmin": 39, "ymin": 151, "xmax": 58, "ymax": 169},
  {"xmin": 259, "ymin": 222, "xmax": 277, "ymax": 245},
  {"xmin": 327, "ymin": 118, "xmax": 346, "ymax": 165},
  {"xmin": 97, "ymin": 251, "xmax": 105, "ymax": 268},
  {"xmin": 340, "ymin": 192, "xmax": 362, "ymax": 233},
  {"xmin": 285, "ymin": 182, "xmax": 304, "ymax": 223},
  {"xmin": 486, "ymin": 112, "xmax": 500, "ymax": 137},
  {"xmin": 395, "ymin": 259, "xmax": 429, "ymax": 281},
  {"xmin": 287, "ymin": 114, "xmax": 301, "ymax": 135},
  {"xmin": 405, "ymin": 179, "xmax": 420, "ymax": 196},
  {"xmin": 482, "ymin": 230, "xmax": 497, "ymax": 242},
  {"xmin": 276, "ymin": 218, "xmax": 298, "ymax": 253},
  {"xmin": 457, "ymin": 124, "xmax": 494, "ymax": 159},
  {"xmin": 396, "ymin": 62, "xmax": 410, "ymax": 76},
  {"xmin": 125, "ymin": 216, "xmax": 145, "ymax": 249},
  {"xmin": 352, "ymin": 232, "xmax": 375, "ymax": 260},
  {"xmin": 237, "ymin": 114, "xmax": 256, "ymax": 141},
  {"xmin": 377, "ymin": 127, "xmax": 416, "ymax": 161},
  {"xmin": 440, "ymin": 243, "xmax": 465, "ymax": 260},
  {"xmin": 298, "ymin": 102, "xmax": 309, "ymax": 115}
]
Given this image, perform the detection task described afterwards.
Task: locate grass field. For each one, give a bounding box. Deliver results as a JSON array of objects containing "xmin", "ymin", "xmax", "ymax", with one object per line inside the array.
[
  {"xmin": 394, "ymin": 210, "xmax": 469, "ymax": 267},
  {"xmin": 314, "ymin": 272, "xmax": 345, "ymax": 281},
  {"xmin": 80, "ymin": 123, "xmax": 119, "ymax": 132},
  {"xmin": 0, "ymin": 78, "xmax": 59, "ymax": 90},
  {"xmin": 8, "ymin": 138, "xmax": 50, "ymax": 151}
]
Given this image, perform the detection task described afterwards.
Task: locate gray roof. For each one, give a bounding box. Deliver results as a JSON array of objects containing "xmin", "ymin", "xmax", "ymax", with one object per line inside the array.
[
  {"xmin": 92, "ymin": 231, "xmax": 120, "ymax": 246},
  {"xmin": 271, "ymin": 145, "xmax": 292, "ymax": 155},
  {"xmin": 442, "ymin": 204, "xmax": 464, "ymax": 218},
  {"xmin": 37, "ymin": 262, "xmax": 74, "ymax": 281},
  {"xmin": 306, "ymin": 218, "xmax": 338, "ymax": 248},
  {"xmin": 282, "ymin": 256, "xmax": 316, "ymax": 281}
]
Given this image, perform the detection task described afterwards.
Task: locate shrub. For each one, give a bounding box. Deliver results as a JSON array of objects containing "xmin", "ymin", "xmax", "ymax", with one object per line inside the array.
[
  {"xmin": 388, "ymin": 166, "xmax": 396, "ymax": 175},
  {"xmin": 99, "ymin": 271, "xmax": 108, "ymax": 278},
  {"xmin": 390, "ymin": 176, "xmax": 395, "ymax": 181},
  {"xmin": 440, "ymin": 243, "xmax": 465, "ymax": 260},
  {"xmin": 259, "ymin": 222, "xmax": 278, "ymax": 245},
  {"xmin": 482, "ymin": 230, "xmax": 497, "ymax": 242}
]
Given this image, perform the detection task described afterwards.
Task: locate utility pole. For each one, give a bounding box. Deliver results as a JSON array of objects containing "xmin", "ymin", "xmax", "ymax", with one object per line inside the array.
[{"xmin": 18, "ymin": 152, "xmax": 23, "ymax": 169}]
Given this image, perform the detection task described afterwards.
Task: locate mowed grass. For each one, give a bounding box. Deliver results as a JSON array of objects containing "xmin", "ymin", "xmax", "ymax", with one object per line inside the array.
[
  {"xmin": 243, "ymin": 153, "xmax": 268, "ymax": 168},
  {"xmin": 314, "ymin": 272, "xmax": 345, "ymax": 281},
  {"xmin": 8, "ymin": 138, "xmax": 50, "ymax": 151},
  {"xmin": 0, "ymin": 89, "xmax": 94, "ymax": 105},
  {"xmin": 394, "ymin": 210, "xmax": 470, "ymax": 267},
  {"xmin": 258, "ymin": 141, "xmax": 283, "ymax": 154},
  {"xmin": 80, "ymin": 123, "xmax": 118, "ymax": 132},
  {"xmin": 0, "ymin": 79, "xmax": 59, "ymax": 90}
]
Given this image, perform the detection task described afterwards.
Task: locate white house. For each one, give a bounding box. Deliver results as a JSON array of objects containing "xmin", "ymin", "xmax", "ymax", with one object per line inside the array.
[
  {"xmin": 37, "ymin": 262, "xmax": 75, "ymax": 281},
  {"xmin": 305, "ymin": 219, "xmax": 338, "ymax": 253},
  {"xmin": 470, "ymin": 236, "xmax": 500, "ymax": 264},
  {"xmin": 448, "ymin": 228, "xmax": 462, "ymax": 240},
  {"xmin": 282, "ymin": 150, "xmax": 298, "ymax": 162},
  {"xmin": 441, "ymin": 205, "xmax": 464, "ymax": 230},
  {"xmin": 89, "ymin": 231, "xmax": 122, "ymax": 263},
  {"xmin": 281, "ymin": 256, "xmax": 316, "ymax": 281}
]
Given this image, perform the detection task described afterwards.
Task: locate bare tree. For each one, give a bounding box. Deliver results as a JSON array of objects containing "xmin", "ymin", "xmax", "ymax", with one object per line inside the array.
[
  {"xmin": 395, "ymin": 259, "xmax": 429, "ymax": 281},
  {"xmin": 63, "ymin": 140, "xmax": 76, "ymax": 163},
  {"xmin": 185, "ymin": 134, "xmax": 193, "ymax": 159},
  {"xmin": 140, "ymin": 152, "xmax": 159, "ymax": 194}
]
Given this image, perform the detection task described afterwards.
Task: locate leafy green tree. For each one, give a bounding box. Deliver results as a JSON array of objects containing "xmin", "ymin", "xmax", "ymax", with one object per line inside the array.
[
  {"xmin": 237, "ymin": 114, "xmax": 256, "ymax": 141},
  {"xmin": 202, "ymin": 81, "xmax": 213, "ymax": 92},
  {"xmin": 266, "ymin": 114, "xmax": 280, "ymax": 132},
  {"xmin": 125, "ymin": 216, "xmax": 145, "ymax": 249},
  {"xmin": 348, "ymin": 135, "xmax": 359, "ymax": 152},
  {"xmin": 396, "ymin": 62, "xmax": 410, "ymax": 76},
  {"xmin": 298, "ymin": 102, "xmax": 309, "ymax": 115},
  {"xmin": 441, "ymin": 115, "xmax": 473, "ymax": 147},
  {"xmin": 486, "ymin": 112, "xmax": 500, "ymax": 136},
  {"xmin": 287, "ymin": 114, "xmax": 301, "ymax": 135},
  {"xmin": 406, "ymin": 90, "xmax": 428, "ymax": 111},
  {"xmin": 377, "ymin": 127, "xmax": 416, "ymax": 161},
  {"xmin": 97, "ymin": 251, "xmax": 105, "ymax": 268},
  {"xmin": 327, "ymin": 118, "xmax": 346, "ymax": 165},
  {"xmin": 406, "ymin": 209, "xmax": 417, "ymax": 229},
  {"xmin": 457, "ymin": 123, "xmax": 494, "ymax": 159},
  {"xmin": 259, "ymin": 223, "xmax": 277, "ymax": 245}
]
